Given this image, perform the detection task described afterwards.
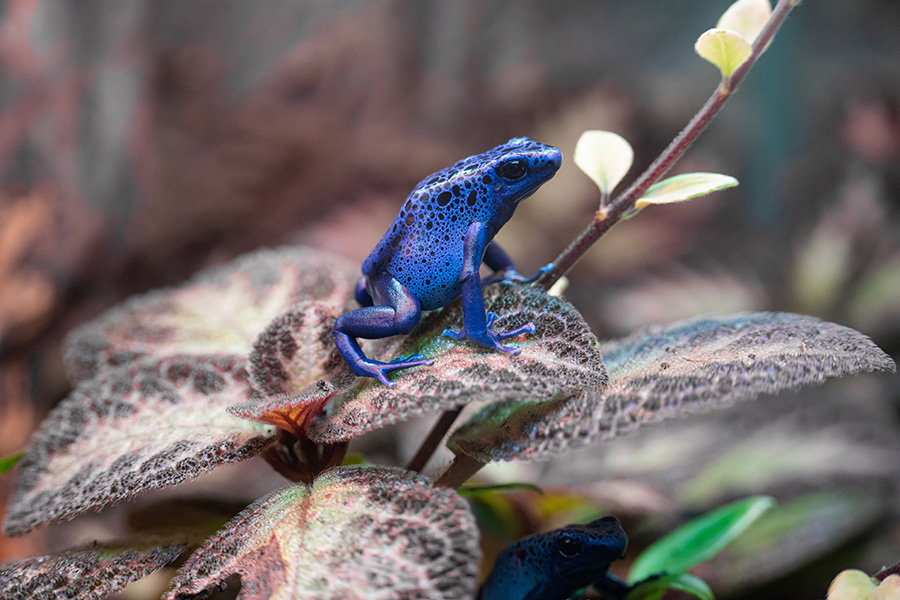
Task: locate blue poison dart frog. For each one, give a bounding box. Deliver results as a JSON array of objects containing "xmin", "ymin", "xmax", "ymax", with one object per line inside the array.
[
  {"xmin": 333, "ymin": 137, "xmax": 562, "ymax": 386},
  {"xmin": 479, "ymin": 516, "xmax": 630, "ymax": 600}
]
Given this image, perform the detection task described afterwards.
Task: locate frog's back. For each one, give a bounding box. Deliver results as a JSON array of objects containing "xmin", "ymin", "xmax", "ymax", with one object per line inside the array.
[
  {"xmin": 362, "ymin": 152, "xmax": 504, "ymax": 309},
  {"xmin": 362, "ymin": 137, "xmax": 561, "ymax": 311}
]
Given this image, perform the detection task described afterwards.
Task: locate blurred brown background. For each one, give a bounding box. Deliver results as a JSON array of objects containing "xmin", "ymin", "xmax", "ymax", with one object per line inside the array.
[{"xmin": 1, "ymin": 0, "xmax": 898, "ymax": 595}]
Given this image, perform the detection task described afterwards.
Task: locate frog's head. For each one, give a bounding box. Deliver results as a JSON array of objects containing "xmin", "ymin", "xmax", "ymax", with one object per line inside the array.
[
  {"xmin": 483, "ymin": 136, "xmax": 562, "ymax": 204},
  {"xmin": 549, "ymin": 516, "xmax": 627, "ymax": 586}
]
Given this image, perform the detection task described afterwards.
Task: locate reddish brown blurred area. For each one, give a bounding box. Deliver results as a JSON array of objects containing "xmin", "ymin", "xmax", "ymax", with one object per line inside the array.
[{"xmin": 1, "ymin": 0, "xmax": 898, "ymax": 571}]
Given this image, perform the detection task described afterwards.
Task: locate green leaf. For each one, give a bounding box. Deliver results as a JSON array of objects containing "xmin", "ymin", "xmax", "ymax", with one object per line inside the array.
[
  {"xmin": 716, "ymin": 490, "xmax": 882, "ymax": 588},
  {"xmin": 626, "ymin": 573, "xmax": 714, "ymax": 600},
  {"xmin": 0, "ymin": 541, "xmax": 185, "ymax": 599},
  {"xmin": 0, "ymin": 450, "xmax": 25, "ymax": 475},
  {"xmin": 695, "ymin": 28, "xmax": 752, "ymax": 79},
  {"xmin": 3, "ymin": 355, "xmax": 276, "ymax": 536},
  {"xmin": 635, "ymin": 173, "xmax": 738, "ymax": 211},
  {"xmin": 717, "ymin": 0, "xmax": 772, "ymax": 44},
  {"xmin": 167, "ymin": 466, "xmax": 480, "ymax": 600},
  {"xmin": 827, "ymin": 569, "xmax": 877, "ymax": 600},
  {"xmin": 628, "ymin": 496, "xmax": 775, "ymax": 583},
  {"xmin": 574, "ymin": 130, "xmax": 634, "ymax": 198},
  {"xmin": 457, "ymin": 482, "xmax": 544, "ymax": 498}
]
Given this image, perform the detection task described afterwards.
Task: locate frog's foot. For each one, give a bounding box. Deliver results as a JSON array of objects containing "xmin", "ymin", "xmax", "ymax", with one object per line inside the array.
[
  {"xmin": 443, "ymin": 312, "xmax": 536, "ymax": 355},
  {"xmin": 483, "ymin": 262, "xmax": 554, "ymax": 287},
  {"xmin": 351, "ymin": 355, "xmax": 433, "ymax": 387}
]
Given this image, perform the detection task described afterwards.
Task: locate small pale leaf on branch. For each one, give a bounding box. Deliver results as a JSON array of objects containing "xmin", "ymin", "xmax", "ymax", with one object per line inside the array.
[
  {"xmin": 0, "ymin": 542, "xmax": 185, "ymax": 599},
  {"xmin": 828, "ymin": 570, "xmax": 878, "ymax": 600},
  {"xmin": 635, "ymin": 173, "xmax": 738, "ymax": 210},
  {"xmin": 718, "ymin": 0, "xmax": 772, "ymax": 44},
  {"xmin": 65, "ymin": 247, "xmax": 358, "ymax": 382},
  {"xmin": 166, "ymin": 466, "xmax": 480, "ymax": 600},
  {"xmin": 695, "ymin": 28, "xmax": 752, "ymax": 79},
  {"xmin": 307, "ymin": 284, "xmax": 607, "ymax": 444},
  {"xmin": 449, "ymin": 313, "xmax": 895, "ymax": 463},
  {"xmin": 574, "ymin": 130, "xmax": 634, "ymax": 197},
  {"xmin": 3, "ymin": 355, "xmax": 276, "ymax": 536}
]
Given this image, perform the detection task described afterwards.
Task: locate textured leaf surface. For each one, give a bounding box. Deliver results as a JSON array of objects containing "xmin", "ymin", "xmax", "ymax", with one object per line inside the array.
[
  {"xmin": 0, "ymin": 542, "xmax": 184, "ymax": 600},
  {"xmin": 449, "ymin": 313, "xmax": 895, "ymax": 462},
  {"xmin": 248, "ymin": 300, "xmax": 348, "ymax": 398},
  {"xmin": 167, "ymin": 466, "xmax": 480, "ymax": 600},
  {"xmin": 4, "ymin": 355, "xmax": 276, "ymax": 536},
  {"xmin": 65, "ymin": 247, "xmax": 358, "ymax": 382},
  {"xmin": 307, "ymin": 284, "xmax": 607, "ymax": 443},
  {"xmin": 695, "ymin": 28, "xmax": 752, "ymax": 78}
]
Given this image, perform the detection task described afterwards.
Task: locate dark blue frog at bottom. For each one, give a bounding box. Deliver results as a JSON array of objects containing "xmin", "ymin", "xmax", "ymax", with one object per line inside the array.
[
  {"xmin": 480, "ymin": 516, "xmax": 629, "ymax": 600},
  {"xmin": 333, "ymin": 137, "xmax": 563, "ymax": 386}
]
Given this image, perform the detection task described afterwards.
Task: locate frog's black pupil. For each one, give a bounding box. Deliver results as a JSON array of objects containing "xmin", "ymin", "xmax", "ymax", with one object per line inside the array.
[
  {"xmin": 499, "ymin": 158, "xmax": 528, "ymax": 181},
  {"xmin": 557, "ymin": 535, "xmax": 582, "ymax": 557}
]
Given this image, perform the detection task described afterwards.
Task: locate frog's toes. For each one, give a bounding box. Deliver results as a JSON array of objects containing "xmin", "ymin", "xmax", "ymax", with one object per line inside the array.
[
  {"xmin": 442, "ymin": 328, "xmax": 466, "ymax": 341},
  {"xmin": 352, "ymin": 357, "xmax": 433, "ymax": 387},
  {"xmin": 390, "ymin": 353, "xmax": 429, "ymax": 364},
  {"xmin": 496, "ymin": 322, "xmax": 536, "ymax": 340}
]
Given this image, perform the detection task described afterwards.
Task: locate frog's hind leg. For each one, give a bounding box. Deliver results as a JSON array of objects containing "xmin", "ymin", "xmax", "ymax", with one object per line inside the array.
[{"xmin": 333, "ymin": 275, "xmax": 433, "ymax": 386}]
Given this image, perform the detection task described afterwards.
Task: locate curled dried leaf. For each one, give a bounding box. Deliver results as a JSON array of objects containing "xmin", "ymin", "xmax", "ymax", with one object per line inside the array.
[{"xmin": 167, "ymin": 466, "xmax": 480, "ymax": 600}]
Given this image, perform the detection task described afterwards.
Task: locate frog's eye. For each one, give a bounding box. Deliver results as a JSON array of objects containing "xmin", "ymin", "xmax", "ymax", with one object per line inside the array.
[
  {"xmin": 556, "ymin": 534, "xmax": 582, "ymax": 558},
  {"xmin": 498, "ymin": 158, "xmax": 528, "ymax": 181}
]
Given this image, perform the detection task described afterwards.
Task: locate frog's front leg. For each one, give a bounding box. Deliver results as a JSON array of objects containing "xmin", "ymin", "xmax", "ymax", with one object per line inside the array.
[
  {"xmin": 443, "ymin": 222, "xmax": 536, "ymax": 354},
  {"xmin": 333, "ymin": 274, "xmax": 433, "ymax": 386},
  {"xmin": 481, "ymin": 241, "xmax": 553, "ymax": 286}
]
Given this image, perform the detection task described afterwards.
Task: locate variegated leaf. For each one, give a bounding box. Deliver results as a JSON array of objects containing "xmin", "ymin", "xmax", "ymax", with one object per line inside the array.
[
  {"xmin": 302, "ymin": 284, "xmax": 607, "ymax": 443},
  {"xmin": 248, "ymin": 301, "xmax": 347, "ymax": 398},
  {"xmin": 3, "ymin": 355, "xmax": 276, "ymax": 536},
  {"xmin": 449, "ymin": 313, "xmax": 895, "ymax": 462},
  {"xmin": 0, "ymin": 541, "xmax": 185, "ymax": 600},
  {"xmin": 166, "ymin": 466, "xmax": 480, "ymax": 600},
  {"xmin": 65, "ymin": 246, "xmax": 358, "ymax": 382}
]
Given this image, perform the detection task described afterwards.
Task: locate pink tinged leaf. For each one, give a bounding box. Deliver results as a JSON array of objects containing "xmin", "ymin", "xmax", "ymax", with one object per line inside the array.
[
  {"xmin": 3, "ymin": 355, "xmax": 277, "ymax": 536},
  {"xmin": 0, "ymin": 542, "xmax": 185, "ymax": 599},
  {"xmin": 449, "ymin": 312, "xmax": 896, "ymax": 462},
  {"xmin": 64, "ymin": 246, "xmax": 359, "ymax": 382},
  {"xmin": 305, "ymin": 284, "xmax": 608, "ymax": 444},
  {"xmin": 166, "ymin": 466, "xmax": 481, "ymax": 600}
]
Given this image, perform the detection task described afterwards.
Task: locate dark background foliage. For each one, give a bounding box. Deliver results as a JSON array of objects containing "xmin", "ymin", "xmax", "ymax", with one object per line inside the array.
[{"xmin": 1, "ymin": 0, "xmax": 898, "ymax": 596}]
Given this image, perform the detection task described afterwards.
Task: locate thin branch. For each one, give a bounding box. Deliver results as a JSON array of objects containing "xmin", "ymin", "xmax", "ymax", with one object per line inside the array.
[
  {"xmin": 536, "ymin": 0, "xmax": 800, "ymax": 291},
  {"xmin": 406, "ymin": 407, "xmax": 464, "ymax": 473},
  {"xmin": 435, "ymin": 454, "xmax": 486, "ymax": 489}
]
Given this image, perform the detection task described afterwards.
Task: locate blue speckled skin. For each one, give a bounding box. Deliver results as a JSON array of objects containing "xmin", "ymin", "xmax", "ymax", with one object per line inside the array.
[
  {"xmin": 480, "ymin": 517, "xmax": 629, "ymax": 600},
  {"xmin": 333, "ymin": 137, "xmax": 562, "ymax": 386}
]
